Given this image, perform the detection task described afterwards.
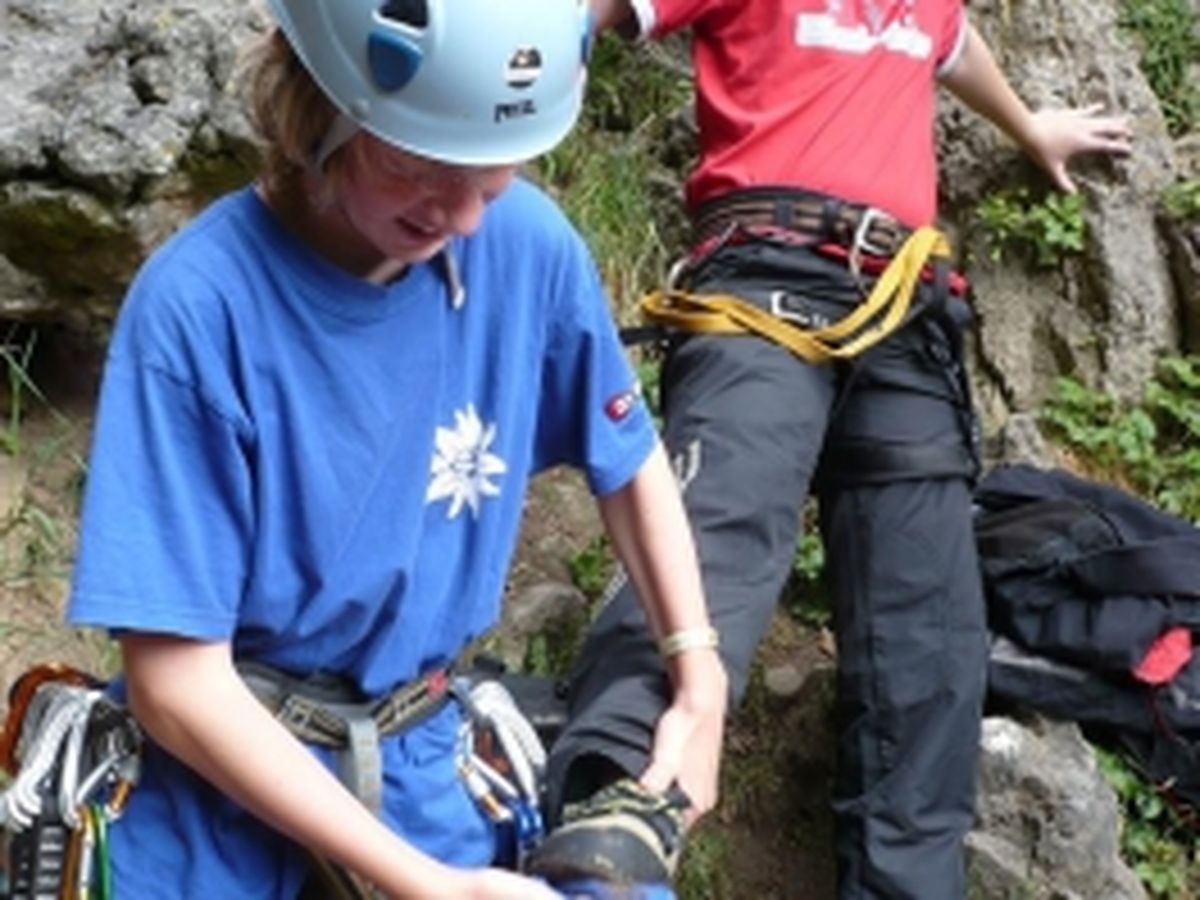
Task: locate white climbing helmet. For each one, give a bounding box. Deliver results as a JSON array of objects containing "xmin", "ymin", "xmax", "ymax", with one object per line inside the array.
[{"xmin": 267, "ymin": 0, "xmax": 591, "ymax": 166}]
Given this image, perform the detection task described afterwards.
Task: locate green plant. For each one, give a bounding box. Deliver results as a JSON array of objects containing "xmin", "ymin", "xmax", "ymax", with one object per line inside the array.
[
  {"xmin": 1163, "ymin": 178, "xmax": 1200, "ymax": 221},
  {"xmin": 1119, "ymin": 0, "xmax": 1200, "ymax": 136},
  {"xmin": 535, "ymin": 33, "xmax": 692, "ymax": 318},
  {"xmin": 793, "ymin": 527, "xmax": 825, "ymax": 585},
  {"xmin": 1040, "ymin": 355, "xmax": 1200, "ymax": 520},
  {"xmin": 521, "ymin": 628, "xmax": 578, "ymax": 679},
  {"xmin": 0, "ymin": 328, "xmax": 39, "ymax": 458},
  {"xmin": 676, "ymin": 825, "xmax": 736, "ymax": 899},
  {"xmin": 1095, "ymin": 747, "xmax": 1198, "ymax": 898},
  {"xmin": 567, "ymin": 534, "xmax": 615, "ymax": 601},
  {"xmin": 782, "ymin": 502, "xmax": 830, "ymax": 628},
  {"xmin": 787, "ymin": 528, "xmax": 830, "ymax": 629},
  {"xmin": 976, "ymin": 188, "xmax": 1086, "ymax": 268},
  {"xmin": 634, "ymin": 353, "xmax": 664, "ymax": 426}
]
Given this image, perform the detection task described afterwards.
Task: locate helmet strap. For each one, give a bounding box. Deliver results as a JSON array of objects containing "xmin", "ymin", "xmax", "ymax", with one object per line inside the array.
[
  {"xmin": 314, "ymin": 112, "xmax": 360, "ymax": 170},
  {"xmin": 442, "ymin": 245, "xmax": 466, "ymax": 310}
]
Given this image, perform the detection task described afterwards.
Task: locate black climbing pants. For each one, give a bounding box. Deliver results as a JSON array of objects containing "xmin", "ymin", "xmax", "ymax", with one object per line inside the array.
[{"xmin": 546, "ymin": 234, "xmax": 988, "ymax": 900}]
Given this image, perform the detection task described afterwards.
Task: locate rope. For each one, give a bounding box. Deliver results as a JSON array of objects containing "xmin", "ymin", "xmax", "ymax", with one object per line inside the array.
[{"xmin": 0, "ymin": 686, "xmax": 94, "ymax": 830}]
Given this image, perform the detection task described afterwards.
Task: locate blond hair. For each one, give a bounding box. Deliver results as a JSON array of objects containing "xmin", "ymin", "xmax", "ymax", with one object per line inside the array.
[{"xmin": 242, "ymin": 29, "xmax": 346, "ymax": 200}]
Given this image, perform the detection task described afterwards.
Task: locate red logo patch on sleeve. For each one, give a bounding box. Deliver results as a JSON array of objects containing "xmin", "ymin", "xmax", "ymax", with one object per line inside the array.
[{"xmin": 604, "ymin": 389, "xmax": 638, "ymax": 422}]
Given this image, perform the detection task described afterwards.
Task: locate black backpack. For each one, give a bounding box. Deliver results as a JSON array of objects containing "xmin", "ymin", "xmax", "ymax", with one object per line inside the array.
[{"xmin": 974, "ymin": 464, "xmax": 1200, "ymax": 807}]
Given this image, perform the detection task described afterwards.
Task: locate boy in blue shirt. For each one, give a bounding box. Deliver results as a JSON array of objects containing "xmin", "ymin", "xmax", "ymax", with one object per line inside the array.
[{"xmin": 65, "ymin": 2, "xmax": 727, "ymax": 896}]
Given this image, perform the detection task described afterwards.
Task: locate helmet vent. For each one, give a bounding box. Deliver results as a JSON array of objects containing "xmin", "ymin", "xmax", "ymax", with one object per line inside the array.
[{"xmin": 378, "ymin": 0, "xmax": 428, "ymax": 29}]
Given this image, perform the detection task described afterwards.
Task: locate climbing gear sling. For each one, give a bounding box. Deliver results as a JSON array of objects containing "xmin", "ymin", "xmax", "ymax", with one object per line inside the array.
[
  {"xmin": 454, "ymin": 676, "xmax": 549, "ymax": 869},
  {"xmin": 640, "ymin": 225, "xmax": 953, "ymax": 364},
  {"xmin": 0, "ymin": 665, "xmax": 142, "ymax": 900}
]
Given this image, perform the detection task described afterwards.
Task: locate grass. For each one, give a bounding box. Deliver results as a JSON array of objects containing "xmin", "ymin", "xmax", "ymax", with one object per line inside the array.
[
  {"xmin": 676, "ymin": 826, "xmax": 736, "ymax": 899},
  {"xmin": 0, "ymin": 325, "xmax": 117, "ymax": 711},
  {"xmin": 1040, "ymin": 355, "xmax": 1200, "ymax": 521},
  {"xmin": 0, "ymin": 328, "xmax": 40, "ymax": 459},
  {"xmin": 1118, "ymin": 0, "xmax": 1200, "ymax": 136},
  {"xmin": 535, "ymin": 31, "xmax": 694, "ymax": 321}
]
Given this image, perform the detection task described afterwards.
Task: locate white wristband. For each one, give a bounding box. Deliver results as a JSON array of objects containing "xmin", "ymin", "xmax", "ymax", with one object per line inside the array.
[{"xmin": 658, "ymin": 626, "xmax": 720, "ymax": 659}]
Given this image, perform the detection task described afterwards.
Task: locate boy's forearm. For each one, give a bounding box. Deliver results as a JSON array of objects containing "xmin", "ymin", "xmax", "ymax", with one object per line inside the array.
[
  {"xmin": 597, "ymin": 442, "xmax": 712, "ymax": 648},
  {"xmin": 598, "ymin": 444, "xmax": 727, "ymax": 691},
  {"xmin": 598, "ymin": 443, "xmax": 726, "ymax": 817},
  {"xmin": 122, "ymin": 635, "xmax": 459, "ymax": 898}
]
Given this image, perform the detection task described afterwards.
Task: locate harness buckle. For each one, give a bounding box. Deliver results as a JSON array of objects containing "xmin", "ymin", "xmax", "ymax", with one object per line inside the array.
[
  {"xmin": 848, "ymin": 206, "xmax": 891, "ymax": 277},
  {"xmin": 768, "ymin": 291, "xmax": 829, "ymax": 329}
]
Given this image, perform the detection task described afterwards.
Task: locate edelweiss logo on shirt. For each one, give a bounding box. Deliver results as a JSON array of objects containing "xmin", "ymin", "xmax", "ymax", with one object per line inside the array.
[
  {"xmin": 426, "ymin": 404, "xmax": 507, "ymax": 520},
  {"xmin": 796, "ymin": 0, "xmax": 932, "ymax": 59}
]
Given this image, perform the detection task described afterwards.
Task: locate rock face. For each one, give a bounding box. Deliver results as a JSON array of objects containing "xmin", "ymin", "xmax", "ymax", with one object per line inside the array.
[
  {"xmin": 0, "ymin": 0, "xmax": 266, "ymax": 328},
  {"xmin": 967, "ymin": 716, "xmax": 1147, "ymax": 900},
  {"xmin": 1165, "ymin": 135, "xmax": 1200, "ymax": 351},
  {"xmin": 937, "ymin": 0, "xmax": 1184, "ymax": 427}
]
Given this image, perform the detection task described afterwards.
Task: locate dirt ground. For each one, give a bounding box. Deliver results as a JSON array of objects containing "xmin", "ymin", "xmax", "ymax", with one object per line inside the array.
[{"xmin": 0, "ymin": 414, "xmax": 114, "ymax": 724}]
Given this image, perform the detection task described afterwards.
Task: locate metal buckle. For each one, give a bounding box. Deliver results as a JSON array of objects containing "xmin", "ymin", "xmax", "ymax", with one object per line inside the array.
[
  {"xmin": 852, "ymin": 207, "xmax": 892, "ymax": 257},
  {"xmin": 769, "ymin": 291, "xmax": 829, "ymax": 329},
  {"xmin": 848, "ymin": 206, "xmax": 891, "ymax": 277},
  {"xmin": 666, "ymin": 254, "xmax": 692, "ymax": 289}
]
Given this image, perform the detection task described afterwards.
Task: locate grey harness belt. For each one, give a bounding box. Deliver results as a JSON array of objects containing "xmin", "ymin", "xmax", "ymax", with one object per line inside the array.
[{"xmin": 237, "ymin": 661, "xmax": 453, "ymax": 816}]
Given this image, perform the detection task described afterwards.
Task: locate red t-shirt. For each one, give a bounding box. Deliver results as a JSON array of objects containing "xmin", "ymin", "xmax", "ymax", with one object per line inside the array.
[{"xmin": 631, "ymin": 0, "xmax": 966, "ymax": 227}]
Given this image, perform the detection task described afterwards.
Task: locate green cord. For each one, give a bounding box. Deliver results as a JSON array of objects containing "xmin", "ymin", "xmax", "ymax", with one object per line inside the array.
[{"xmin": 91, "ymin": 805, "xmax": 112, "ymax": 900}]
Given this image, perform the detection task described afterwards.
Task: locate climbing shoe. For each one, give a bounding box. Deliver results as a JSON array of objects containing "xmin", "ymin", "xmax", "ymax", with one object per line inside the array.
[{"xmin": 525, "ymin": 778, "xmax": 687, "ymax": 887}]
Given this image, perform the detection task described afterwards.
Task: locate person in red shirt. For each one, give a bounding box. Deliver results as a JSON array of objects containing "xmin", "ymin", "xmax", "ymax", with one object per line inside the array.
[{"xmin": 528, "ymin": 1, "xmax": 1132, "ymax": 898}]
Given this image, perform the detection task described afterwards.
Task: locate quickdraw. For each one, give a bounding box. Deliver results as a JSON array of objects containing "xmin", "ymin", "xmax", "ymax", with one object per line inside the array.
[
  {"xmin": 0, "ymin": 666, "xmax": 141, "ymax": 900},
  {"xmin": 453, "ymin": 677, "xmax": 548, "ymax": 869}
]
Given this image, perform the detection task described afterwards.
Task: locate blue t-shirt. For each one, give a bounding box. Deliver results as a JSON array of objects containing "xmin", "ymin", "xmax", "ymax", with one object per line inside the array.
[{"xmin": 67, "ymin": 179, "xmax": 655, "ymax": 897}]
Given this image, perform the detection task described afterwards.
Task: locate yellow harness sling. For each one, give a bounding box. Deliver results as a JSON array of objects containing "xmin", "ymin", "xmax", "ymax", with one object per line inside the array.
[{"xmin": 640, "ymin": 226, "xmax": 953, "ymax": 363}]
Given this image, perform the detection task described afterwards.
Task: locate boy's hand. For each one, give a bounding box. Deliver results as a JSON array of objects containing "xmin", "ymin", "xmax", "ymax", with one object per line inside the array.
[
  {"xmin": 640, "ymin": 649, "xmax": 728, "ymax": 828},
  {"xmin": 1024, "ymin": 105, "xmax": 1133, "ymax": 192}
]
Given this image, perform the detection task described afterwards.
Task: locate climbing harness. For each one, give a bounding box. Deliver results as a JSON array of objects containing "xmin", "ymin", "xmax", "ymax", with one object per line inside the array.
[
  {"xmin": 0, "ymin": 659, "xmax": 554, "ymax": 900},
  {"xmin": 622, "ymin": 186, "xmax": 982, "ymax": 486},
  {"xmin": 238, "ymin": 660, "xmax": 455, "ymax": 818},
  {"xmin": 0, "ymin": 665, "xmax": 142, "ymax": 900},
  {"xmin": 640, "ymin": 225, "xmax": 953, "ymax": 364},
  {"xmin": 239, "ymin": 661, "xmax": 551, "ymax": 897},
  {"xmin": 689, "ymin": 185, "xmax": 915, "ymax": 255}
]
